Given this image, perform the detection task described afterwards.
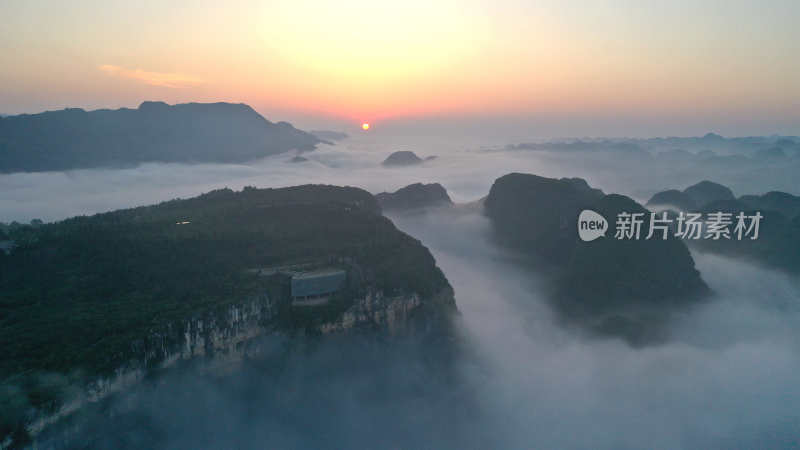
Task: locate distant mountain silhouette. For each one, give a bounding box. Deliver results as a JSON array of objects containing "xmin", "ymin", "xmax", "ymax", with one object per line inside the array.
[
  {"xmin": 648, "ymin": 181, "xmax": 737, "ymax": 213},
  {"xmin": 694, "ymin": 198, "xmax": 800, "ymax": 273},
  {"xmin": 648, "ymin": 181, "xmax": 800, "ymax": 273},
  {"xmin": 0, "ymin": 101, "xmax": 321, "ymax": 172},
  {"xmin": 508, "ymin": 134, "xmax": 800, "ymax": 160},
  {"xmin": 740, "ymin": 191, "xmax": 800, "ymax": 219},
  {"xmin": 646, "ymin": 189, "xmax": 697, "ymax": 211},
  {"xmin": 310, "ymin": 130, "xmax": 348, "ymax": 141},
  {"xmin": 754, "ymin": 146, "xmax": 788, "ymax": 160},
  {"xmin": 375, "ymin": 183, "xmax": 453, "ymax": 211},
  {"xmin": 683, "ymin": 180, "xmax": 735, "ymax": 207},
  {"xmin": 382, "ymin": 151, "xmax": 424, "ymax": 166},
  {"xmin": 701, "ymin": 132, "xmax": 725, "ymax": 141}
]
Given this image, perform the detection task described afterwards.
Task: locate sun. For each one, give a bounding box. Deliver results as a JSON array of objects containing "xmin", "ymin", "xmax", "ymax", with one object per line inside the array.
[{"xmin": 361, "ymin": 122, "xmax": 370, "ymax": 131}]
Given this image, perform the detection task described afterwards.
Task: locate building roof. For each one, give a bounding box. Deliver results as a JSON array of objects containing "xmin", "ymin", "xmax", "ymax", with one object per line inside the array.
[
  {"xmin": 291, "ymin": 269, "xmax": 346, "ymax": 298},
  {"xmin": 292, "ymin": 268, "xmax": 346, "ymax": 280}
]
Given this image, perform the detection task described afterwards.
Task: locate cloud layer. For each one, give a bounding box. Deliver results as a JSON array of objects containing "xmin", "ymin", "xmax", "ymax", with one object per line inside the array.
[
  {"xmin": 98, "ymin": 64, "xmax": 204, "ymax": 88},
  {"xmin": 4, "ymin": 134, "xmax": 800, "ymax": 447}
]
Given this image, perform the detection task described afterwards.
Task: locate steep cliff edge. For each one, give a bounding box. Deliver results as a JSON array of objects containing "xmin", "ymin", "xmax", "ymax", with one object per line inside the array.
[{"xmin": 0, "ymin": 184, "xmax": 457, "ymax": 445}]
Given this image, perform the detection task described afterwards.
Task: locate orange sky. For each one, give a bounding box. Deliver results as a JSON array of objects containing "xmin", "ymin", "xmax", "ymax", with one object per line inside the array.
[{"xmin": 1, "ymin": 0, "xmax": 799, "ymax": 135}]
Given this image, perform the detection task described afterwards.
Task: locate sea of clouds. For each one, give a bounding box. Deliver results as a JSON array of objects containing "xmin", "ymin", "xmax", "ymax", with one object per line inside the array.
[
  {"xmin": 3, "ymin": 133, "xmax": 799, "ymax": 223},
  {"xmin": 7, "ymin": 134, "xmax": 800, "ymax": 448}
]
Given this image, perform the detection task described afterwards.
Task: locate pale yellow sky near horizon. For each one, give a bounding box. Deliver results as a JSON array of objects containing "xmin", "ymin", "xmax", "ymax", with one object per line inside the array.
[{"xmin": 1, "ymin": 0, "xmax": 798, "ymax": 136}]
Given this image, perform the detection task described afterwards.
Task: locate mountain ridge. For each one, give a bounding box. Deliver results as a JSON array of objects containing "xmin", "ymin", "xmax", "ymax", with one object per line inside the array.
[{"xmin": 0, "ymin": 101, "xmax": 322, "ymax": 173}]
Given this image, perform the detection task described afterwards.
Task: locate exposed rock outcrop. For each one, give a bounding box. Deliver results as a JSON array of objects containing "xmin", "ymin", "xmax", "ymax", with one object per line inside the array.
[{"xmin": 0, "ymin": 184, "xmax": 458, "ymax": 445}]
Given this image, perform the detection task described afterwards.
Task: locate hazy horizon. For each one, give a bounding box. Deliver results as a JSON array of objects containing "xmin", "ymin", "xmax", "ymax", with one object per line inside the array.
[
  {"xmin": 2, "ymin": 131, "xmax": 799, "ymax": 222},
  {"xmin": 3, "ymin": 0, "xmax": 799, "ymax": 137},
  {"xmin": 2, "ymin": 100, "xmax": 798, "ymax": 141}
]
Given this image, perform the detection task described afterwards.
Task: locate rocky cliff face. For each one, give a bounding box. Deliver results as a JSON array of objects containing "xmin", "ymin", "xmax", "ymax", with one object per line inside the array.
[
  {"xmin": 24, "ymin": 295, "xmax": 276, "ymax": 436},
  {"xmin": 0, "ymin": 184, "xmax": 457, "ymax": 446},
  {"xmin": 320, "ymin": 287, "xmax": 456, "ymax": 335},
  {"xmin": 24, "ymin": 284, "xmax": 454, "ymax": 440}
]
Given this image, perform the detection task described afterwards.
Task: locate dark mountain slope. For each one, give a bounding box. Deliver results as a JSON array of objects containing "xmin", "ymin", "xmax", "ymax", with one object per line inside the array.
[
  {"xmin": 0, "ymin": 184, "xmax": 456, "ymax": 443},
  {"xmin": 375, "ymin": 183, "xmax": 453, "ymax": 211},
  {"xmin": 484, "ymin": 173, "xmax": 708, "ymax": 344},
  {"xmin": 0, "ymin": 101, "xmax": 321, "ymax": 172}
]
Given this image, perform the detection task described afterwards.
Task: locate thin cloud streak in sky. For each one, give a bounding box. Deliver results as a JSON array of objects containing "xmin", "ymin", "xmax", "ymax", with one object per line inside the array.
[{"xmin": 98, "ymin": 64, "xmax": 204, "ymax": 89}]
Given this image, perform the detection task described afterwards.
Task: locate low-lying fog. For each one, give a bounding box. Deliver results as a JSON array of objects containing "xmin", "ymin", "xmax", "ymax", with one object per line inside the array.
[
  {"xmin": 7, "ymin": 134, "xmax": 800, "ymax": 448},
  {"xmin": 391, "ymin": 209, "xmax": 800, "ymax": 448},
  {"xmin": 2, "ymin": 134, "xmax": 799, "ymax": 223}
]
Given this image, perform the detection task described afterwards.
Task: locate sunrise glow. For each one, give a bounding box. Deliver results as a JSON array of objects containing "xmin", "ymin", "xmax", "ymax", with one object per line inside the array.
[
  {"xmin": 361, "ymin": 123, "xmax": 370, "ymax": 131},
  {"xmin": 1, "ymin": 1, "xmax": 799, "ymax": 134}
]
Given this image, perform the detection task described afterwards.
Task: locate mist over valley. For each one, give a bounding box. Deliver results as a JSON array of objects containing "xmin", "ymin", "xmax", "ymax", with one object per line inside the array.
[{"xmin": 2, "ymin": 126, "xmax": 800, "ymax": 448}]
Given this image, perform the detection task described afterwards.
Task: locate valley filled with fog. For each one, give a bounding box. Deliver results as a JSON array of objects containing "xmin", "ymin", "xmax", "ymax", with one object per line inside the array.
[
  {"xmin": 6, "ymin": 134, "xmax": 800, "ymax": 448},
  {"xmin": 390, "ymin": 208, "xmax": 800, "ymax": 448},
  {"xmin": 3, "ymin": 133, "xmax": 799, "ymax": 224}
]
